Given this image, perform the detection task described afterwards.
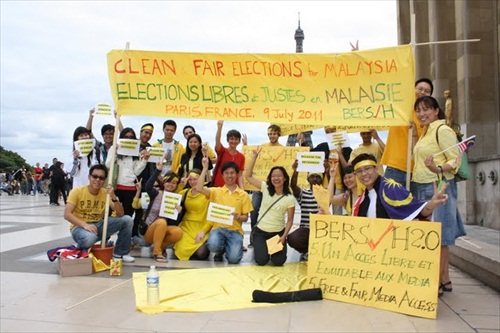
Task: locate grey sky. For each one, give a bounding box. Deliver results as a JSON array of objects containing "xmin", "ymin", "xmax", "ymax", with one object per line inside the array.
[{"xmin": 0, "ymin": 1, "xmax": 397, "ymax": 168}]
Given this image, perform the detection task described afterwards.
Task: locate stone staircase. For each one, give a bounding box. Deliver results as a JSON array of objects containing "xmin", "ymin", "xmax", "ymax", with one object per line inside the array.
[{"xmin": 449, "ymin": 225, "xmax": 500, "ymax": 291}]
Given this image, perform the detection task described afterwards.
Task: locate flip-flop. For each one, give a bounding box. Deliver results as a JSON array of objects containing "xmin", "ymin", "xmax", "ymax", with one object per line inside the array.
[
  {"xmin": 441, "ymin": 281, "xmax": 453, "ymax": 292},
  {"xmin": 154, "ymin": 255, "xmax": 168, "ymax": 263}
]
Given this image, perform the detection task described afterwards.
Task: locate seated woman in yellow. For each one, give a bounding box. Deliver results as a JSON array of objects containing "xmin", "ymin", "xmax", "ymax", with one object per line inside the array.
[
  {"xmin": 143, "ymin": 161, "xmax": 183, "ymax": 263},
  {"xmin": 173, "ymin": 169, "xmax": 212, "ymax": 260}
]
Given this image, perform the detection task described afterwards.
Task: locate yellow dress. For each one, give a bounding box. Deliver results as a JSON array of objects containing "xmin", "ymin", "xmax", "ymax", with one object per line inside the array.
[{"xmin": 173, "ymin": 188, "xmax": 212, "ymax": 260}]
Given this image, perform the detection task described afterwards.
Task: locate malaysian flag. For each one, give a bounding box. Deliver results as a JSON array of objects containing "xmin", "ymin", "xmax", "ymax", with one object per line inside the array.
[{"xmin": 457, "ymin": 135, "xmax": 476, "ymax": 153}]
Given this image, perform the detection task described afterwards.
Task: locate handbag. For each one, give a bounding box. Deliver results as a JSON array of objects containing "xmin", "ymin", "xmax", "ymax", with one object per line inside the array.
[
  {"xmin": 436, "ymin": 124, "xmax": 471, "ymax": 182},
  {"xmin": 70, "ymin": 158, "xmax": 81, "ymax": 177},
  {"xmin": 249, "ymin": 194, "xmax": 286, "ymax": 244}
]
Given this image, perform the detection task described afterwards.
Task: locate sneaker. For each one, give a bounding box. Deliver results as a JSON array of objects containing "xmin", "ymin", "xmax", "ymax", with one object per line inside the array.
[
  {"xmin": 213, "ymin": 253, "xmax": 224, "ymax": 262},
  {"xmin": 113, "ymin": 254, "xmax": 135, "ymax": 263},
  {"xmin": 242, "ymin": 246, "xmax": 248, "ymax": 252}
]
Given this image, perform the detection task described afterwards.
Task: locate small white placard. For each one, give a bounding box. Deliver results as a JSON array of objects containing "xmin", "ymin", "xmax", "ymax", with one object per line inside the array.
[
  {"xmin": 159, "ymin": 191, "xmax": 182, "ymax": 219},
  {"xmin": 141, "ymin": 193, "xmax": 150, "ymax": 209},
  {"xmin": 296, "ymin": 152, "xmax": 325, "ymax": 173},
  {"xmin": 117, "ymin": 139, "xmax": 140, "ymax": 156},
  {"xmin": 326, "ymin": 131, "xmax": 349, "ymax": 149},
  {"xmin": 95, "ymin": 103, "xmax": 113, "ymax": 116},
  {"xmin": 146, "ymin": 147, "xmax": 166, "ymax": 163},
  {"xmin": 207, "ymin": 202, "xmax": 235, "ymax": 225},
  {"xmin": 74, "ymin": 139, "xmax": 95, "ymax": 157}
]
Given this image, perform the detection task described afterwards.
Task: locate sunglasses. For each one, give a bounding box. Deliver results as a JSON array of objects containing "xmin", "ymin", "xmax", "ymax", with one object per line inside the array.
[{"xmin": 90, "ymin": 174, "xmax": 106, "ymax": 181}]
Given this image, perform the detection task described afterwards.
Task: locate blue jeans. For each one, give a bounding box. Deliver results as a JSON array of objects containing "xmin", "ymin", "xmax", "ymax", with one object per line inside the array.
[
  {"xmin": 207, "ymin": 228, "xmax": 243, "ymax": 264},
  {"xmin": 384, "ymin": 167, "xmax": 408, "ymax": 187},
  {"xmin": 71, "ymin": 216, "xmax": 133, "ymax": 256},
  {"xmin": 412, "ymin": 179, "xmax": 466, "ymax": 246},
  {"xmin": 33, "ymin": 180, "xmax": 41, "ymax": 194}
]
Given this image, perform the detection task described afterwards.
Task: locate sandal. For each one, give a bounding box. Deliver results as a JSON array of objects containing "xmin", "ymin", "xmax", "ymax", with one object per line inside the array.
[
  {"xmin": 438, "ymin": 285, "xmax": 444, "ymax": 297},
  {"xmin": 441, "ymin": 281, "xmax": 453, "ymax": 292},
  {"xmin": 154, "ymin": 255, "xmax": 168, "ymax": 263}
]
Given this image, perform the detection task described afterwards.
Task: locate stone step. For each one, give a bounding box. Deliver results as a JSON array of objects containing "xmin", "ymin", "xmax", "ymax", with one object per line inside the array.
[{"xmin": 449, "ymin": 225, "xmax": 500, "ymax": 291}]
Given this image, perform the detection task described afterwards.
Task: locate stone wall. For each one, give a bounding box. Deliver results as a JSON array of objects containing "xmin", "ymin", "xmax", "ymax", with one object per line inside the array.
[{"xmin": 397, "ymin": 0, "xmax": 500, "ymax": 229}]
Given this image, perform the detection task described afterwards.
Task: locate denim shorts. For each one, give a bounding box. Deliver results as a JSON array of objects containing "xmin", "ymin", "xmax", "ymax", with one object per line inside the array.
[{"xmin": 413, "ymin": 178, "xmax": 466, "ymax": 246}]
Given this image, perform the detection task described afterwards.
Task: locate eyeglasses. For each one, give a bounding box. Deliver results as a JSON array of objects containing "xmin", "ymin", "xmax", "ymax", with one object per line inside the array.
[
  {"xmin": 90, "ymin": 174, "xmax": 106, "ymax": 181},
  {"xmin": 416, "ymin": 86, "xmax": 432, "ymax": 94},
  {"xmin": 123, "ymin": 136, "xmax": 135, "ymax": 139},
  {"xmin": 355, "ymin": 166, "xmax": 376, "ymax": 175}
]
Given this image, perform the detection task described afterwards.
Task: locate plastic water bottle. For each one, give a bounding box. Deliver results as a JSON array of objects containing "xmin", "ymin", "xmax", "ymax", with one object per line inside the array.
[{"xmin": 147, "ymin": 265, "xmax": 159, "ymax": 305}]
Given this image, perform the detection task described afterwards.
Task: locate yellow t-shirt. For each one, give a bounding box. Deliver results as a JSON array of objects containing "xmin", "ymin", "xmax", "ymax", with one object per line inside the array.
[
  {"xmin": 380, "ymin": 112, "xmax": 425, "ymax": 172},
  {"xmin": 66, "ymin": 185, "xmax": 107, "ymax": 228},
  {"xmin": 208, "ymin": 186, "xmax": 253, "ymax": 235}
]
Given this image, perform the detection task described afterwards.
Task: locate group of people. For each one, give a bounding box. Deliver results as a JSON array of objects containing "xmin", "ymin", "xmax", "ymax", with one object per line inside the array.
[
  {"xmin": 64, "ymin": 84, "xmax": 466, "ymax": 297},
  {"xmin": 1, "ymin": 160, "xmax": 71, "ymax": 205}
]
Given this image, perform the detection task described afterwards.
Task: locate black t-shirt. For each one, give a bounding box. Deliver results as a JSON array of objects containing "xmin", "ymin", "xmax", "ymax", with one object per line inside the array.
[{"xmin": 42, "ymin": 168, "xmax": 50, "ymax": 180}]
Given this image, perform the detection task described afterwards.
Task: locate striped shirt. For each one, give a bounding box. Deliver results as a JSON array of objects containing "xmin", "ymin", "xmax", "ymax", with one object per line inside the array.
[{"xmin": 295, "ymin": 188, "xmax": 319, "ymax": 228}]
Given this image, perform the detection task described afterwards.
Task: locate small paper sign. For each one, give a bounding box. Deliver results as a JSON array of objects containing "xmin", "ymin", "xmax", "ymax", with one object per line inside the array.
[
  {"xmin": 266, "ymin": 234, "xmax": 284, "ymax": 255},
  {"xmin": 141, "ymin": 193, "xmax": 150, "ymax": 209},
  {"xmin": 207, "ymin": 202, "xmax": 235, "ymax": 225},
  {"xmin": 159, "ymin": 191, "xmax": 182, "ymax": 219},
  {"xmin": 327, "ymin": 131, "xmax": 349, "ymax": 149},
  {"xmin": 95, "ymin": 103, "xmax": 113, "ymax": 116},
  {"xmin": 296, "ymin": 152, "xmax": 325, "ymax": 173},
  {"xmin": 312, "ymin": 184, "xmax": 330, "ymax": 214},
  {"xmin": 117, "ymin": 139, "xmax": 140, "ymax": 156},
  {"xmin": 74, "ymin": 138, "xmax": 95, "ymax": 157},
  {"xmin": 146, "ymin": 147, "xmax": 166, "ymax": 163}
]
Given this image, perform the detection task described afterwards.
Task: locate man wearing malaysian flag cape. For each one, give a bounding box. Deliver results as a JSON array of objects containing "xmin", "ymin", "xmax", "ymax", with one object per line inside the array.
[{"xmin": 351, "ymin": 153, "xmax": 448, "ymax": 220}]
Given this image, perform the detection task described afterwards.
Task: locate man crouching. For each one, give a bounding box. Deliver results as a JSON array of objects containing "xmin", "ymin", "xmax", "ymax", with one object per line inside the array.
[{"xmin": 64, "ymin": 164, "xmax": 135, "ymax": 262}]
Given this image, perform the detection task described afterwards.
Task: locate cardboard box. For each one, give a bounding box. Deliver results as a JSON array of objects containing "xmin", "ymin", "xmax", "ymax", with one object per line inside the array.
[{"xmin": 58, "ymin": 257, "xmax": 92, "ymax": 277}]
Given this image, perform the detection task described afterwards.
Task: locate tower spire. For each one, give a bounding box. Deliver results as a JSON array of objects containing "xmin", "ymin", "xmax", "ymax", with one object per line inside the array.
[{"xmin": 294, "ymin": 12, "xmax": 304, "ymax": 53}]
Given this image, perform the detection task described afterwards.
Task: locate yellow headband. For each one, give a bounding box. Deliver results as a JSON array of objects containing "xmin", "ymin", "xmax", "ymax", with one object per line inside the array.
[
  {"xmin": 188, "ymin": 172, "xmax": 200, "ymax": 179},
  {"xmin": 141, "ymin": 125, "xmax": 154, "ymax": 132},
  {"xmin": 353, "ymin": 159, "xmax": 377, "ymax": 171}
]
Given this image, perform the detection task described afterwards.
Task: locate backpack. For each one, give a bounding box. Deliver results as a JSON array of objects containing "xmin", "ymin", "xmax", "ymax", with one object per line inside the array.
[{"xmin": 436, "ymin": 124, "xmax": 470, "ymax": 182}]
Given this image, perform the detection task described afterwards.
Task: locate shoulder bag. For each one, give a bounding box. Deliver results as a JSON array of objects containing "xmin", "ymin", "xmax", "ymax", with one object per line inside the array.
[
  {"xmin": 436, "ymin": 124, "xmax": 470, "ymax": 182},
  {"xmin": 249, "ymin": 194, "xmax": 286, "ymax": 244}
]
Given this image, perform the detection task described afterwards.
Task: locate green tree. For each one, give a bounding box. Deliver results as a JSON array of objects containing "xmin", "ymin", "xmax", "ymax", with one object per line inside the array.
[{"xmin": 0, "ymin": 146, "xmax": 29, "ymax": 172}]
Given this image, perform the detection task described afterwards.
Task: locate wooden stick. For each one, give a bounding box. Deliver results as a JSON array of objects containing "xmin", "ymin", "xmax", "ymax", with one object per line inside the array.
[
  {"xmin": 406, "ymin": 127, "xmax": 413, "ymax": 190},
  {"xmin": 101, "ymin": 41, "xmax": 129, "ymax": 247}
]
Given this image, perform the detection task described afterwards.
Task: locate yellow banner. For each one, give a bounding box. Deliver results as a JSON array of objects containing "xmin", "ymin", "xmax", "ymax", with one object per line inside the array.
[
  {"xmin": 242, "ymin": 146, "xmax": 310, "ymax": 190},
  {"xmin": 306, "ymin": 215, "xmax": 441, "ymax": 319},
  {"xmin": 107, "ymin": 46, "xmax": 415, "ymax": 126}
]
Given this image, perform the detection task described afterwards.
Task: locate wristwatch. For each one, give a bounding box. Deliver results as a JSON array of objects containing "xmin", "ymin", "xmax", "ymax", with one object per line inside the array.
[{"xmin": 112, "ymin": 198, "xmax": 119, "ymax": 202}]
